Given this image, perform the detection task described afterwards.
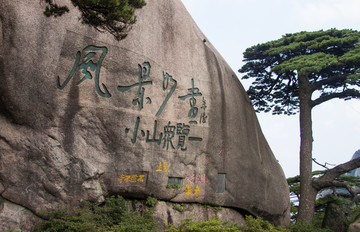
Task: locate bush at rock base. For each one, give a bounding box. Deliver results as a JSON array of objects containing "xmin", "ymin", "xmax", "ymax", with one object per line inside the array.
[
  {"xmin": 24, "ymin": 196, "xmax": 334, "ymax": 232},
  {"xmin": 33, "ymin": 196, "xmax": 157, "ymax": 232}
]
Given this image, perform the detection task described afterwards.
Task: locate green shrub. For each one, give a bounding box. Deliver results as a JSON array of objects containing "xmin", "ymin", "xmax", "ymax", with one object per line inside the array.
[
  {"xmin": 168, "ymin": 215, "xmax": 331, "ymax": 232},
  {"xmin": 346, "ymin": 205, "xmax": 360, "ymax": 228},
  {"xmin": 289, "ymin": 222, "xmax": 332, "ymax": 232},
  {"xmin": 165, "ymin": 217, "xmax": 240, "ymax": 232},
  {"xmin": 119, "ymin": 209, "xmax": 157, "ymax": 232},
  {"xmin": 33, "ymin": 195, "xmax": 157, "ymax": 232},
  {"xmin": 146, "ymin": 196, "xmax": 158, "ymax": 207},
  {"xmin": 43, "ymin": 0, "xmax": 147, "ymax": 40},
  {"xmin": 185, "ymin": 218, "xmax": 240, "ymax": 231},
  {"xmin": 242, "ymin": 216, "xmax": 332, "ymax": 232},
  {"xmin": 18, "ymin": 196, "xmax": 339, "ymax": 232},
  {"xmin": 172, "ymin": 203, "xmax": 185, "ymax": 213},
  {"xmin": 241, "ymin": 216, "xmax": 288, "ymax": 232}
]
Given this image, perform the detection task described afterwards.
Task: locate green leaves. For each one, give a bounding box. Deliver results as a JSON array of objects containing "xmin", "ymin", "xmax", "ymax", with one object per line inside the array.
[
  {"xmin": 43, "ymin": 0, "xmax": 146, "ymax": 40},
  {"xmin": 239, "ymin": 29, "xmax": 360, "ymax": 115},
  {"xmin": 272, "ymin": 53, "xmax": 338, "ymax": 75},
  {"xmin": 165, "ymin": 217, "xmax": 241, "ymax": 232},
  {"xmin": 71, "ymin": 0, "xmax": 146, "ymax": 40},
  {"xmin": 34, "ymin": 195, "xmax": 158, "ymax": 232}
]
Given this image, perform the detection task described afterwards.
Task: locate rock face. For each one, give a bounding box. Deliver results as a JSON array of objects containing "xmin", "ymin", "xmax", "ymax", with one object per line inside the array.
[
  {"xmin": 0, "ymin": 0, "xmax": 290, "ymax": 230},
  {"xmin": 349, "ymin": 217, "xmax": 360, "ymax": 232},
  {"xmin": 152, "ymin": 201, "xmax": 246, "ymax": 229},
  {"xmin": 321, "ymin": 203, "xmax": 345, "ymax": 232},
  {"xmin": 126, "ymin": 199, "xmax": 246, "ymax": 230}
]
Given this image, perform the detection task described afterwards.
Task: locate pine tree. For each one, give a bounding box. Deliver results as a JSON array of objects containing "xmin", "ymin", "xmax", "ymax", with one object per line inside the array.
[
  {"xmin": 43, "ymin": 0, "xmax": 146, "ymax": 40},
  {"xmin": 239, "ymin": 29, "xmax": 360, "ymax": 223}
]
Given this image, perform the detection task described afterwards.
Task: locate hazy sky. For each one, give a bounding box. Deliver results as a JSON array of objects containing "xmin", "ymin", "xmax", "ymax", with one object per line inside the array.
[{"xmin": 181, "ymin": 0, "xmax": 360, "ymax": 177}]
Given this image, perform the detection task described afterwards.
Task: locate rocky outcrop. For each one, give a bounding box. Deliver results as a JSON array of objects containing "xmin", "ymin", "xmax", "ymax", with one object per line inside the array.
[
  {"xmin": 0, "ymin": 197, "xmax": 42, "ymax": 232},
  {"xmin": 321, "ymin": 203, "xmax": 345, "ymax": 232},
  {"xmin": 124, "ymin": 199, "xmax": 246, "ymax": 230},
  {"xmin": 349, "ymin": 217, "xmax": 360, "ymax": 232},
  {"xmin": 0, "ymin": 0, "xmax": 290, "ymax": 230},
  {"xmin": 152, "ymin": 201, "xmax": 246, "ymax": 229}
]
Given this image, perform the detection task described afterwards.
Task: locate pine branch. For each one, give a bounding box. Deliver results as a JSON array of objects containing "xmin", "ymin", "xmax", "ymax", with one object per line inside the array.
[
  {"xmin": 312, "ymin": 180, "xmax": 360, "ymax": 198},
  {"xmin": 43, "ymin": 0, "xmax": 146, "ymax": 41},
  {"xmin": 311, "ymin": 89, "xmax": 360, "ymax": 107},
  {"xmin": 319, "ymin": 157, "xmax": 360, "ymax": 182},
  {"xmin": 312, "ymin": 158, "xmax": 330, "ymax": 170},
  {"xmin": 311, "ymin": 75, "xmax": 348, "ymax": 92}
]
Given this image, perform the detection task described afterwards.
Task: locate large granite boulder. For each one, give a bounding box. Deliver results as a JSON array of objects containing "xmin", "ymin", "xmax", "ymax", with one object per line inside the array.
[
  {"xmin": 349, "ymin": 217, "xmax": 360, "ymax": 232},
  {"xmin": 0, "ymin": 0, "xmax": 290, "ymax": 230}
]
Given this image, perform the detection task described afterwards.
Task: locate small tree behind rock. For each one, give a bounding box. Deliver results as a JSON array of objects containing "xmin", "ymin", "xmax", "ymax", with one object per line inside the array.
[{"xmin": 43, "ymin": 0, "xmax": 146, "ymax": 40}]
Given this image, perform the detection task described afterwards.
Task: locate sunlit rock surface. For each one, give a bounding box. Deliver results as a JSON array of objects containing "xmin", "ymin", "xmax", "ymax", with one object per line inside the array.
[{"xmin": 0, "ymin": 0, "xmax": 290, "ymax": 230}]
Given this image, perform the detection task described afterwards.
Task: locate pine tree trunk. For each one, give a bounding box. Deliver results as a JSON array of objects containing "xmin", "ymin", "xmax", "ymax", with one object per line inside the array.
[{"xmin": 297, "ymin": 73, "xmax": 317, "ymax": 223}]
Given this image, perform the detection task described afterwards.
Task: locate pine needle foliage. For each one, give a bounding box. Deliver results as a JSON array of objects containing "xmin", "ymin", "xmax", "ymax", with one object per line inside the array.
[
  {"xmin": 239, "ymin": 29, "xmax": 360, "ymax": 115},
  {"xmin": 43, "ymin": 0, "xmax": 146, "ymax": 40}
]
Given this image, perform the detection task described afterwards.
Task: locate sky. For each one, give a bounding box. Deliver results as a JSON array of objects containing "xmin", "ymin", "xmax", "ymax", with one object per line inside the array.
[{"xmin": 181, "ymin": 0, "xmax": 360, "ymax": 177}]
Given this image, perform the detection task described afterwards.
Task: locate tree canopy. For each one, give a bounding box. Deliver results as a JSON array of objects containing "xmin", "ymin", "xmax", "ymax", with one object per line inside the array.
[
  {"xmin": 239, "ymin": 29, "xmax": 360, "ymax": 115},
  {"xmin": 43, "ymin": 0, "xmax": 146, "ymax": 40}
]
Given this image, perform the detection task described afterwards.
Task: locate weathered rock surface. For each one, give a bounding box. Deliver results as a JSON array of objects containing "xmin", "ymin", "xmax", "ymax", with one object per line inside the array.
[
  {"xmin": 0, "ymin": 197, "xmax": 42, "ymax": 232},
  {"xmin": 349, "ymin": 217, "xmax": 360, "ymax": 232},
  {"xmin": 127, "ymin": 200, "xmax": 246, "ymax": 230},
  {"xmin": 152, "ymin": 201, "xmax": 246, "ymax": 229},
  {"xmin": 321, "ymin": 203, "xmax": 345, "ymax": 232},
  {"xmin": 0, "ymin": 0, "xmax": 290, "ymax": 230}
]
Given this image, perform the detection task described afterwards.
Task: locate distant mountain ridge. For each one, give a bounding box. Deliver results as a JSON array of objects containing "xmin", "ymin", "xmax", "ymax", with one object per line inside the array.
[{"xmin": 348, "ymin": 149, "xmax": 360, "ymax": 177}]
